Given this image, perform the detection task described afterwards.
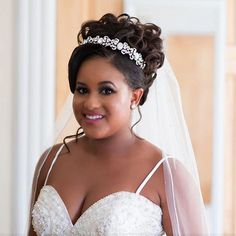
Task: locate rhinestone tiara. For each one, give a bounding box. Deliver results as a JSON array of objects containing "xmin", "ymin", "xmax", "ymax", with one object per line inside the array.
[{"xmin": 83, "ymin": 35, "xmax": 146, "ymax": 69}]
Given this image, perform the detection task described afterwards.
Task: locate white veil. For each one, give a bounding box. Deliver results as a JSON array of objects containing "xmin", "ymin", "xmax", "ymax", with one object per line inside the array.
[
  {"xmin": 28, "ymin": 59, "xmax": 209, "ymax": 235},
  {"xmin": 133, "ymin": 59, "xmax": 209, "ymax": 234},
  {"xmin": 134, "ymin": 59, "xmax": 200, "ymax": 184}
]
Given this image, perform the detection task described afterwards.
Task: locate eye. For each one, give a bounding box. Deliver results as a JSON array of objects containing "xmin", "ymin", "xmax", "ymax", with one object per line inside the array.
[
  {"xmin": 76, "ymin": 86, "xmax": 88, "ymax": 95},
  {"xmin": 100, "ymin": 86, "xmax": 115, "ymax": 95}
]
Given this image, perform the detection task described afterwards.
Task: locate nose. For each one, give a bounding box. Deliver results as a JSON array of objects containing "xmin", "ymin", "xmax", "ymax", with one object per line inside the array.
[{"xmin": 83, "ymin": 93, "xmax": 101, "ymax": 110}]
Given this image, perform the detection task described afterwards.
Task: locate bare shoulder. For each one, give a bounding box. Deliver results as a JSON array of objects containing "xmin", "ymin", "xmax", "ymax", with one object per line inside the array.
[
  {"xmin": 135, "ymin": 138, "xmax": 164, "ymax": 164},
  {"xmin": 136, "ymin": 139, "xmax": 173, "ymax": 235},
  {"xmin": 134, "ymin": 138, "xmax": 165, "ymax": 192},
  {"xmin": 35, "ymin": 136, "xmax": 85, "ymax": 186},
  {"xmin": 33, "ymin": 143, "xmax": 62, "ymax": 198},
  {"xmin": 28, "ymin": 143, "xmax": 64, "ymax": 236}
]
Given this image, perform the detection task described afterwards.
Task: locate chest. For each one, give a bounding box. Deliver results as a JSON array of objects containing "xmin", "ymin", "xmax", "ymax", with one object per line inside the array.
[{"xmin": 43, "ymin": 144, "xmax": 163, "ymax": 226}]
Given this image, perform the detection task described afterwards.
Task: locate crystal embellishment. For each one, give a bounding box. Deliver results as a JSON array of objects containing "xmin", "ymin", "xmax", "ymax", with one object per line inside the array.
[
  {"xmin": 83, "ymin": 35, "xmax": 146, "ymax": 69},
  {"xmin": 32, "ymin": 186, "xmax": 164, "ymax": 235}
]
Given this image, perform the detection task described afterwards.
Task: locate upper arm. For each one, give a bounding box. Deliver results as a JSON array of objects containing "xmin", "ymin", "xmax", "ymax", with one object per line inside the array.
[
  {"xmin": 161, "ymin": 193, "xmax": 173, "ymax": 236},
  {"xmin": 158, "ymin": 163, "xmax": 173, "ymax": 236},
  {"xmin": 27, "ymin": 144, "xmax": 62, "ymax": 236},
  {"xmin": 159, "ymin": 158, "xmax": 209, "ymax": 235}
]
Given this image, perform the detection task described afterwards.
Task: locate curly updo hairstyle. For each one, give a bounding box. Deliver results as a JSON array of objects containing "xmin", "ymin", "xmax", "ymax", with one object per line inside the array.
[{"xmin": 68, "ymin": 13, "xmax": 164, "ymax": 106}]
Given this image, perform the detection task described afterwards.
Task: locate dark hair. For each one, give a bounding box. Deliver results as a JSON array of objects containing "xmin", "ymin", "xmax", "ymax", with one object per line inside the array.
[
  {"xmin": 68, "ymin": 13, "xmax": 164, "ymax": 105},
  {"xmin": 64, "ymin": 13, "xmax": 165, "ymax": 151}
]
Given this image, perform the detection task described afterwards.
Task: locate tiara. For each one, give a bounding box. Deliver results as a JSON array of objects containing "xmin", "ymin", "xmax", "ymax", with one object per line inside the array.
[{"xmin": 83, "ymin": 35, "xmax": 146, "ymax": 69}]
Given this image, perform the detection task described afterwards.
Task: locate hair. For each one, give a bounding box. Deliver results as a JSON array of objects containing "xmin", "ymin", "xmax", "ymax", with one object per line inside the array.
[
  {"xmin": 68, "ymin": 13, "xmax": 164, "ymax": 106},
  {"xmin": 64, "ymin": 13, "xmax": 165, "ymax": 150}
]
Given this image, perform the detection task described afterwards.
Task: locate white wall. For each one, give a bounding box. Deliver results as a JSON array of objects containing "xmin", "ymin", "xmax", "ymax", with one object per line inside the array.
[{"xmin": 0, "ymin": 0, "xmax": 14, "ymax": 234}]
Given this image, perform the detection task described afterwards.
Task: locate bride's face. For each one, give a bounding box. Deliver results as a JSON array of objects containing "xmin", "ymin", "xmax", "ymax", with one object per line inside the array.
[{"xmin": 72, "ymin": 57, "xmax": 134, "ymax": 139}]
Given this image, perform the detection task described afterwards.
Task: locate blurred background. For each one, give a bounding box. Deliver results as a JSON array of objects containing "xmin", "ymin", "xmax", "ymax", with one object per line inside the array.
[{"xmin": 0, "ymin": 0, "xmax": 235, "ymax": 235}]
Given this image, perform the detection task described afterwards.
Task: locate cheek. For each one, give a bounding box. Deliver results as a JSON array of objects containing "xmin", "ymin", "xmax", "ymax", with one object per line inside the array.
[
  {"xmin": 72, "ymin": 97, "xmax": 82, "ymax": 119},
  {"xmin": 108, "ymin": 94, "xmax": 131, "ymax": 119},
  {"xmin": 111, "ymin": 100, "xmax": 129, "ymax": 113},
  {"xmin": 72, "ymin": 97, "xmax": 77, "ymax": 112}
]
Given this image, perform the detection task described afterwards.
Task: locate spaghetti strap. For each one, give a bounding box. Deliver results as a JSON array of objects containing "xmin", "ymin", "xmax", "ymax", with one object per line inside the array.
[
  {"xmin": 44, "ymin": 144, "xmax": 64, "ymax": 186},
  {"xmin": 135, "ymin": 151, "xmax": 171, "ymax": 194}
]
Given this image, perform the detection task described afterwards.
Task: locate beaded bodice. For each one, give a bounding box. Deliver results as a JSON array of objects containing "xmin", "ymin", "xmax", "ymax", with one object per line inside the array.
[
  {"xmin": 32, "ymin": 145, "xmax": 168, "ymax": 235},
  {"xmin": 32, "ymin": 186, "xmax": 165, "ymax": 235}
]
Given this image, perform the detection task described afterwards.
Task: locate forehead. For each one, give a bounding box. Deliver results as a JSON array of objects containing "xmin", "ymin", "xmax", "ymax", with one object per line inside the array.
[{"xmin": 76, "ymin": 57, "xmax": 126, "ymax": 85}]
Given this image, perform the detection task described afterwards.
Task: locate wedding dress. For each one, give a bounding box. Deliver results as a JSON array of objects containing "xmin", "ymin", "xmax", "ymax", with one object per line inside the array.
[{"xmin": 32, "ymin": 144, "xmax": 169, "ymax": 236}]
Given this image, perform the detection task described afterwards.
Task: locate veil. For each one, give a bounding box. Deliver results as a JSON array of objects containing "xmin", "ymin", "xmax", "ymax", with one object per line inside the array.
[
  {"xmin": 27, "ymin": 59, "xmax": 209, "ymax": 235},
  {"xmin": 133, "ymin": 59, "xmax": 209, "ymax": 234}
]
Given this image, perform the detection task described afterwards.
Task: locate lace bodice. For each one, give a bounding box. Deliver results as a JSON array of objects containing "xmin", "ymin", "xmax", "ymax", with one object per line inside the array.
[{"xmin": 32, "ymin": 145, "xmax": 168, "ymax": 235}]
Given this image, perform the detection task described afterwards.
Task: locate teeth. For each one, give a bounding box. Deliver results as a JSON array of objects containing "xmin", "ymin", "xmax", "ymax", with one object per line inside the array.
[{"xmin": 86, "ymin": 115, "xmax": 103, "ymax": 120}]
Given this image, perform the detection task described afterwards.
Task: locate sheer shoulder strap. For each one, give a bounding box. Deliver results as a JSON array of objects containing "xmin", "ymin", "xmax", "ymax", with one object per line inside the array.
[
  {"xmin": 135, "ymin": 152, "xmax": 171, "ymax": 194},
  {"xmin": 43, "ymin": 144, "xmax": 64, "ymax": 186}
]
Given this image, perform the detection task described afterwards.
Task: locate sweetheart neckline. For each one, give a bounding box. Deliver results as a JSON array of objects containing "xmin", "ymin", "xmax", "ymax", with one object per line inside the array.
[{"xmin": 42, "ymin": 185, "xmax": 162, "ymax": 227}]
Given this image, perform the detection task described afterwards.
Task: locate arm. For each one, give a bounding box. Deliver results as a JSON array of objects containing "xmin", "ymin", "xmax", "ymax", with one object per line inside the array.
[
  {"xmin": 162, "ymin": 158, "xmax": 209, "ymax": 235},
  {"xmin": 158, "ymin": 162, "xmax": 173, "ymax": 236},
  {"xmin": 161, "ymin": 197, "xmax": 173, "ymax": 236},
  {"xmin": 27, "ymin": 145, "xmax": 61, "ymax": 236}
]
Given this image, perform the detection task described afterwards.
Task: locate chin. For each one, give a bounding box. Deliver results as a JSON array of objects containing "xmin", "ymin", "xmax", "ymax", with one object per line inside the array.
[{"xmin": 83, "ymin": 130, "xmax": 110, "ymax": 140}]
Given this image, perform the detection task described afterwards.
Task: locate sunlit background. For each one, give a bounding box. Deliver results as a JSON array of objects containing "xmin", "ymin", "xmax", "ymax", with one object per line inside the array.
[{"xmin": 0, "ymin": 0, "xmax": 235, "ymax": 235}]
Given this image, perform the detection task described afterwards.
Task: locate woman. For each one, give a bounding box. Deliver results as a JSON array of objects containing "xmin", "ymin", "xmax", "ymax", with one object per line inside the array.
[{"xmin": 28, "ymin": 13, "xmax": 209, "ymax": 235}]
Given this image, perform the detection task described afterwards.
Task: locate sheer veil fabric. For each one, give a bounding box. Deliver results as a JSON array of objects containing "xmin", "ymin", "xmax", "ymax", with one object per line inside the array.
[
  {"xmin": 28, "ymin": 59, "xmax": 209, "ymax": 235},
  {"xmin": 134, "ymin": 59, "xmax": 209, "ymax": 234}
]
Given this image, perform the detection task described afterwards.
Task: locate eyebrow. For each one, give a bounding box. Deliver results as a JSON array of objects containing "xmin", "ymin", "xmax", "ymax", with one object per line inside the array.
[{"xmin": 76, "ymin": 81, "xmax": 117, "ymax": 88}]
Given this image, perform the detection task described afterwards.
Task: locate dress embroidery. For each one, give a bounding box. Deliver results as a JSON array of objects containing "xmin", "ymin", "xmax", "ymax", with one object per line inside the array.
[
  {"xmin": 32, "ymin": 186, "xmax": 165, "ymax": 235},
  {"xmin": 32, "ymin": 145, "xmax": 168, "ymax": 235}
]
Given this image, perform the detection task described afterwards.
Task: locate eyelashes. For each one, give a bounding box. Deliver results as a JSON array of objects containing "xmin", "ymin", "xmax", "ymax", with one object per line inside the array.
[
  {"xmin": 100, "ymin": 87, "xmax": 115, "ymax": 95},
  {"xmin": 76, "ymin": 86, "xmax": 88, "ymax": 94},
  {"xmin": 76, "ymin": 85, "xmax": 116, "ymax": 96}
]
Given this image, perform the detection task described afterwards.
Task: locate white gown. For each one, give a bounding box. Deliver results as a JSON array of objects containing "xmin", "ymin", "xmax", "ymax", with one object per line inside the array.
[{"xmin": 32, "ymin": 144, "xmax": 169, "ymax": 236}]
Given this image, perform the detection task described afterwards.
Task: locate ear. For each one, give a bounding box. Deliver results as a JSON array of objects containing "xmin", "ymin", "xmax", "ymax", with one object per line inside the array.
[{"xmin": 131, "ymin": 88, "xmax": 144, "ymax": 106}]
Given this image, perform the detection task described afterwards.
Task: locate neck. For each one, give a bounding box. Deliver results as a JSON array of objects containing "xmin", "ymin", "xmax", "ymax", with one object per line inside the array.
[{"xmin": 83, "ymin": 129, "xmax": 136, "ymax": 159}]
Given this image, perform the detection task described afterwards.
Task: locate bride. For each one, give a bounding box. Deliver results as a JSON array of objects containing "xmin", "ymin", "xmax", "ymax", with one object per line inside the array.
[{"xmin": 28, "ymin": 13, "xmax": 209, "ymax": 235}]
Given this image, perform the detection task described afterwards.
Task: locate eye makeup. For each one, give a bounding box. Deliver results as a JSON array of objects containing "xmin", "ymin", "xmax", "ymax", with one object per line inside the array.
[{"xmin": 75, "ymin": 81, "xmax": 117, "ymax": 96}]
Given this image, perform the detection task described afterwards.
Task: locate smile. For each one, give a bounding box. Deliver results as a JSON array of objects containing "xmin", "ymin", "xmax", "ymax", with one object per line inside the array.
[{"xmin": 85, "ymin": 114, "xmax": 104, "ymax": 120}]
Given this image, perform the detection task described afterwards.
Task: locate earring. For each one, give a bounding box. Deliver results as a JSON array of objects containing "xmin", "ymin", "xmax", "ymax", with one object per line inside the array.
[{"xmin": 130, "ymin": 103, "xmax": 136, "ymax": 110}]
